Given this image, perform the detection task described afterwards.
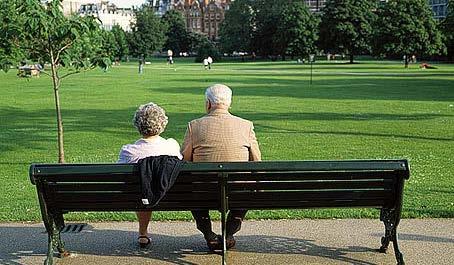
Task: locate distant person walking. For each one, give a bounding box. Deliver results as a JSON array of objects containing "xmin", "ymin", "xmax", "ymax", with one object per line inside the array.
[
  {"xmin": 203, "ymin": 58, "xmax": 209, "ymax": 70},
  {"xmin": 167, "ymin": 50, "xmax": 174, "ymax": 64},
  {"xmin": 138, "ymin": 55, "xmax": 144, "ymax": 74},
  {"xmin": 207, "ymin": 56, "xmax": 213, "ymax": 69}
]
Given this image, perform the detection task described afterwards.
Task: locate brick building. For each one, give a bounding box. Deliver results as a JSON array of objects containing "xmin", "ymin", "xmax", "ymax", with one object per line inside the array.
[{"xmin": 169, "ymin": 0, "xmax": 231, "ymax": 40}]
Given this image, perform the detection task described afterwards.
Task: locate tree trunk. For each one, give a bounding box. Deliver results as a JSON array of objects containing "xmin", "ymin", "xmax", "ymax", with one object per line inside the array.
[
  {"xmin": 50, "ymin": 50, "xmax": 65, "ymax": 163},
  {"xmin": 349, "ymin": 54, "xmax": 354, "ymax": 64}
]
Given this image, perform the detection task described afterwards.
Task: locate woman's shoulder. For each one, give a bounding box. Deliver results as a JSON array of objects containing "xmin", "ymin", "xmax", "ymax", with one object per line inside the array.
[
  {"xmin": 119, "ymin": 139, "xmax": 145, "ymax": 151},
  {"xmin": 162, "ymin": 137, "xmax": 180, "ymax": 148},
  {"xmin": 161, "ymin": 138, "xmax": 182, "ymax": 159}
]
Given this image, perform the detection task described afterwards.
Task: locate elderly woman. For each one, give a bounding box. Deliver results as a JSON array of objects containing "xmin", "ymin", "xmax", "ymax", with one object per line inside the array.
[{"xmin": 118, "ymin": 102, "xmax": 182, "ymax": 248}]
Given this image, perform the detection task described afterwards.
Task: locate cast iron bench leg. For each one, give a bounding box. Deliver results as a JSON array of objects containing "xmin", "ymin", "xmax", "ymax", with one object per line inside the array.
[
  {"xmin": 220, "ymin": 172, "xmax": 228, "ymax": 265},
  {"xmin": 380, "ymin": 209, "xmax": 405, "ymax": 265},
  {"xmin": 221, "ymin": 208, "xmax": 227, "ymax": 265},
  {"xmin": 57, "ymin": 232, "xmax": 70, "ymax": 258},
  {"xmin": 44, "ymin": 233, "xmax": 54, "ymax": 265},
  {"xmin": 44, "ymin": 214, "xmax": 69, "ymax": 265},
  {"xmin": 54, "ymin": 213, "xmax": 70, "ymax": 258},
  {"xmin": 393, "ymin": 234, "xmax": 405, "ymax": 265}
]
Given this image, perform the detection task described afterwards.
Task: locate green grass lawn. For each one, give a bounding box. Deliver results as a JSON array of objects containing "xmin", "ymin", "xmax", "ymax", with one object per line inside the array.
[{"xmin": 0, "ymin": 59, "xmax": 453, "ymax": 221}]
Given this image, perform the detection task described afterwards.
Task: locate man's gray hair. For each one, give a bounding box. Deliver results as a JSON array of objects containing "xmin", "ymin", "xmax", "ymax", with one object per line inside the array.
[
  {"xmin": 133, "ymin": 102, "xmax": 168, "ymax": 137},
  {"xmin": 205, "ymin": 84, "xmax": 232, "ymax": 107}
]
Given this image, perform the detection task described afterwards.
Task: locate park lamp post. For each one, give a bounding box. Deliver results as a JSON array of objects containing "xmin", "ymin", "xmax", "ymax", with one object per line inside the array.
[{"xmin": 309, "ymin": 54, "xmax": 315, "ymax": 85}]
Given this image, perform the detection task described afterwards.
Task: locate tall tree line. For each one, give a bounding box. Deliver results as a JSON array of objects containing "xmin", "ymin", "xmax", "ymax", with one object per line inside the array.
[
  {"xmin": 220, "ymin": 0, "xmax": 319, "ymax": 60},
  {"xmin": 219, "ymin": 0, "xmax": 448, "ymax": 65}
]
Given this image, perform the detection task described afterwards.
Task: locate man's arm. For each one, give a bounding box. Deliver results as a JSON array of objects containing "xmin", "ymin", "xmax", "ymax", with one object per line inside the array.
[
  {"xmin": 249, "ymin": 123, "xmax": 261, "ymax": 161},
  {"xmin": 181, "ymin": 123, "xmax": 193, "ymax": 161}
]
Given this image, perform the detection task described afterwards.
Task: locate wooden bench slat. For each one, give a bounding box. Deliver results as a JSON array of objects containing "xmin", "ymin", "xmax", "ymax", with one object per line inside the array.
[
  {"xmin": 43, "ymin": 174, "xmax": 220, "ymax": 184},
  {"xmin": 45, "ymin": 174, "xmax": 139, "ymax": 183},
  {"xmin": 49, "ymin": 183, "xmax": 141, "ymax": 192},
  {"xmin": 227, "ymin": 171, "xmax": 398, "ymax": 181},
  {"xmin": 48, "ymin": 182, "xmax": 219, "ymax": 193},
  {"xmin": 167, "ymin": 182, "xmax": 219, "ymax": 192},
  {"xmin": 31, "ymin": 160, "xmax": 408, "ymax": 176},
  {"xmin": 228, "ymin": 190, "xmax": 390, "ymax": 201},
  {"xmin": 229, "ymin": 199, "xmax": 387, "ymax": 209},
  {"xmin": 51, "ymin": 191, "xmax": 220, "ymax": 202},
  {"xmin": 228, "ymin": 179, "xmax": 393, "ymax": 191},
  {"xmin": 57, "ymin": 202, "xmax": 220, "ymax": 211}
]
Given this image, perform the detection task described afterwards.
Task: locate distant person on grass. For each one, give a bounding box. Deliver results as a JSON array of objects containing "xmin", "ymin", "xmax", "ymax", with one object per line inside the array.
[
  {"xmin": 167, "ymin": 49, "xmax": 174, "ymax": 64},
  {"xmin": 118, "ymin": 103, "xmax": 182, "ymax": 248},
  {"xmin": 181, "ymin": 84, "xmax": 262, "ymax": 251},
  {"xmin": 207, "ymin": 56, "xmax": 213, "ymax": 69}
]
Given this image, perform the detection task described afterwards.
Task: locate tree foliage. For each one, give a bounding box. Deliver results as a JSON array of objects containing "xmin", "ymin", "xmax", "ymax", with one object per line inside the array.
[
  {"xmin": 219, "ymin": 0, "xmax": 254, "ymax": 53},
  {"xmin": 252, "ymin": 0, "xmax": 284, "ymax": 57},
  {"xmin": 220, "ymin": 0, "xmax": 318, "ymax": 59},
  {"xmin": 162, "ymin": 10, "xmax": 190, "ymax": 55},
  {"xmin": 192, "ymin": 33, "xmax": 220, "ymax": 63},
  {"xmin": 442, "ymin": 0, "xmax": 454, "ymax": 61},
  {"xmin": 129, "ymin": 3, "xmax": 166, "ymax": 58},
  {"xmin": 110, "ymin": 25, "xmax": 129, "ymax": 61},
  {"xmin": 0, "ymin": 0, "xmax": 26, "ymax": 72},
  {"xmin": 277, "ymin": 1, "xmax": 319, "ymax": 59},
  {"xmin": 374, "ymin": 0, "xmax": 445, "ymax": 67},
  {"xmin": 0, "ymin": 0, "xmax": 111, "ymax": 163},
  {"xmin": 319, "ymin": 0, "xmax": 376, "ymax": 63}
]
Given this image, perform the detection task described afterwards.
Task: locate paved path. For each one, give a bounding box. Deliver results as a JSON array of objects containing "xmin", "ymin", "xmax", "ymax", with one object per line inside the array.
[{"xmin": 1, "ymin": 219, "xmax": 453, "ymax": 265}]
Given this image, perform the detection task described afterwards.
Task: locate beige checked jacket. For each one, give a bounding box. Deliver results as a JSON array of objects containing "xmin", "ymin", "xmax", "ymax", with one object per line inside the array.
[{"xmin": 181, "ymin": 109, "xmax": 261, "ymax": 162}]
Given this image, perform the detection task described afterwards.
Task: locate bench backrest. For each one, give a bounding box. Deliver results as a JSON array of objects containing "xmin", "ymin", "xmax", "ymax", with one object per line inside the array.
[{"xmin": 30, "ymin": 160, "xmax": 410, "ymax": 213}]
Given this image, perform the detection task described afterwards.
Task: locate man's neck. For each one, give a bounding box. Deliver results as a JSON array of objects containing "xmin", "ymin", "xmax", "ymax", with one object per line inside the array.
[{"xmin": 209, "ymin": 107, "xmax": 229, "ymax": 114}]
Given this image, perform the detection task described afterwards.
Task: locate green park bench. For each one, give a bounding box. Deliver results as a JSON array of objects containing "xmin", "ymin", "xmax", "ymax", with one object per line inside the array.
[{"xmin": 29, "ymin": 160, "xmax": 410, "ymax": 265}]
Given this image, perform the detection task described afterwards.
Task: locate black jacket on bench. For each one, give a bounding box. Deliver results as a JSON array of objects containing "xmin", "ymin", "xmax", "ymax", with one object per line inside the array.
[{"xmin": 137, "ymin": 155, "xmax": 186, "ymax": 207}]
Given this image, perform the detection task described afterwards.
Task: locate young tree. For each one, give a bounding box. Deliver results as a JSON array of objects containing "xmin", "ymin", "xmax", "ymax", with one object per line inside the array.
[
  {"xmin": 219, "ymin": 0, "xmax": 254, "ymax": 54},
  {"xmin": 276, "ymin": 1, "xmax": 319, "ymax": 60},
  {"xmin": 319, "ymin": 0, "xmax": 376, "ymax": 63},
  {"xmin": 161, "ymin": 10, "xmax": 189, "ymax": 55},
  {"xmin": 129, "ymin": 3, "xmax": 166, "ymax": 73},
  {"xmin": 442, "ymin": 0, "xmax": 454, "ymax": 61},
  {"xmin": 374, "ymin": 0, "xmax": 445, "ymax": 67},
  {"xmin": 0, "ymin": 0, "xmax": 111, "ymax": 163},
  {"xmin": 110, "ymin": 25, "xmax": 129, "ymax": 61}
]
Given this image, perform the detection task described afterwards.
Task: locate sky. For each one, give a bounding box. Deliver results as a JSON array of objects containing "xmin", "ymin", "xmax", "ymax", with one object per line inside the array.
[{"xmin": 109, "ymin": 0, "xmax": 148, "ymax": 8}]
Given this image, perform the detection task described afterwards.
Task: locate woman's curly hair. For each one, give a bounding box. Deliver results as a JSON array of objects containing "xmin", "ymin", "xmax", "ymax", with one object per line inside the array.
[{"xmin": 133, "ymin": 102, "xmax": 168, "ymax": 137}]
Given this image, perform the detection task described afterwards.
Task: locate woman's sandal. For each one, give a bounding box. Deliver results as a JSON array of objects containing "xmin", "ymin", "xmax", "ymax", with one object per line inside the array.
[{"xmin": 138, "ymin": 235, "xmax": 151, "ymax": 248}]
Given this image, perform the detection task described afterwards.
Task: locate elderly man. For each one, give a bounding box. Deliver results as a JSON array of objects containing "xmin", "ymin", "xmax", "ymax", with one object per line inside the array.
[{"xmin": 181, "ymin": 84, "xmax": 261, "ymax": 251}]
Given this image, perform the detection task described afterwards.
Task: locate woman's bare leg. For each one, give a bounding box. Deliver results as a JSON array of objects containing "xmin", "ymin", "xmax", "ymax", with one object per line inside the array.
[{"xmin": 136, "ymin": 211, "xmax": 152, "ymax": 243}]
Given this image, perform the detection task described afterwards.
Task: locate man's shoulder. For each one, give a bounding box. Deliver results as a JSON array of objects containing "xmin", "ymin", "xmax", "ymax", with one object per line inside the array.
[
  {"xmin": 189, "ymin": 113, "xmax": 253, "ymax": 128},
  {"xmin": 229, "ymin": 114, "xmax": 253, "ymax": 127},
  {"xmin": 188, "ymin": 115, "xmax": 208, "ymax": 126}
]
